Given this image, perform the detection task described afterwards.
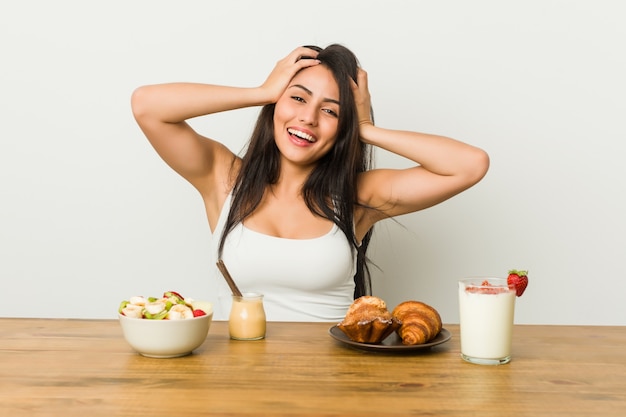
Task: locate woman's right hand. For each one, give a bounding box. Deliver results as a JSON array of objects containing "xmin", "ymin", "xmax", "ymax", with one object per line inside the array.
[{"xmin": 259, "ymin": 46, "xmax": 321, "ymax": 103}]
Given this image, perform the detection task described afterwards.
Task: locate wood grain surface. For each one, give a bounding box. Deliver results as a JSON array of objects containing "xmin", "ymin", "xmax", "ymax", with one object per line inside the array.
[{"xmin": 1, "ymin": 319, "xmax": 624, "ymax": 416}]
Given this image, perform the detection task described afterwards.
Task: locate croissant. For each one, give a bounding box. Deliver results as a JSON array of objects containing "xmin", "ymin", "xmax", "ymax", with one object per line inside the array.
[
  {"xmin": 337, "ymin": 296, "xmax": 401, "ymax": 343},
  {"xmin": 392, "ymin": 301, "xmax": 442, "ymax": 345}
]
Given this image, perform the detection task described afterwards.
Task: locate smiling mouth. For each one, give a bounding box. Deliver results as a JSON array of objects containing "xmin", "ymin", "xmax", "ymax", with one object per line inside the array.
[{"xmin": 287, "ymin": 128, "xmax": 316, "ymax": 143}]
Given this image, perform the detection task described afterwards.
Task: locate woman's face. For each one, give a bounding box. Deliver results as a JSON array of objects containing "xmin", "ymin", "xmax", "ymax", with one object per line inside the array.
[{"xmin": 273, "ymin": 65, "xmax": 341, "ymax": 169}]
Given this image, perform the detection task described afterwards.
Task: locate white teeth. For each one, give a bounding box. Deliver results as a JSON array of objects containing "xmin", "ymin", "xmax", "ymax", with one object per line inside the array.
[{"xmin": 287, "ymin": 128, "xmax": 315, "ymax": 142}]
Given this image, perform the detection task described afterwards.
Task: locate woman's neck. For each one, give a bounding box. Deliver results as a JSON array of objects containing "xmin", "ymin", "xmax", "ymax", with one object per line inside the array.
[{"xmin": 272, "ymin": 161, "xmax": 315, "ymax": 197}]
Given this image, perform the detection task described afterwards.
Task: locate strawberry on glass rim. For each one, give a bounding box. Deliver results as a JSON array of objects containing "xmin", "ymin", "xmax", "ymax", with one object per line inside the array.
[
  {"xmin": 507, "ymin": 270, "xmax": 529, "ymax": 297},
  {"xmin": 464, "ymin": 270, "xmax": 529, "ymax": 296}
]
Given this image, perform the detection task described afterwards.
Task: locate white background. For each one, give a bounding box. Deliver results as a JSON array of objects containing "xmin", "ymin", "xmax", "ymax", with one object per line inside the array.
[{"xmin": 1, "ymin": 0, "xmax": 624, "ymax": 324}]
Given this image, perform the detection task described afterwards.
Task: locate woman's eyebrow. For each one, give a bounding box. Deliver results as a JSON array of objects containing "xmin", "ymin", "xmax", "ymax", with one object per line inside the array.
[{"xmin": 290, "ymin": 84, "xmax": 340, "ymax": 105}]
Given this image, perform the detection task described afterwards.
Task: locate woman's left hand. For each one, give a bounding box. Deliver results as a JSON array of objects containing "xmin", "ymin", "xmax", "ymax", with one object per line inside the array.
[{"xmin": 351, "ymin": 68, "xmax": 374, "ymax": 137}]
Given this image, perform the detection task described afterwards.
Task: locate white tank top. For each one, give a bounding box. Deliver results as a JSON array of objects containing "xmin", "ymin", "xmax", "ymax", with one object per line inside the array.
[{"xmin": 210, "ymin": 193, "xmax": 356, "ymax": 322}]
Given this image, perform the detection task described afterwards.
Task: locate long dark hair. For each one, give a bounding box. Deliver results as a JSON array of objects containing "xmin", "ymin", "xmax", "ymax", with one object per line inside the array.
[{"xmin": 218, "ymin": 44, "xmax": 374, "ymax": 298}]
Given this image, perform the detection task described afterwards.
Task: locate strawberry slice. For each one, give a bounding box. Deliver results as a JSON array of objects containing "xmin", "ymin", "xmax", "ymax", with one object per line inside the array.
[
  {"xmin": 192, "ymin": 309, "xmax": 207, "ymax": 317},
  {"xmin": 163, "ymin": 291, "xmax": 185, "ymax": 304},
  {"xmin": 507, "ymin": 270, "xmax": 529, "ymax": 297},
  {"xmin": 465, "ymin": 280, "xmax": 508, "ymax": 294}
]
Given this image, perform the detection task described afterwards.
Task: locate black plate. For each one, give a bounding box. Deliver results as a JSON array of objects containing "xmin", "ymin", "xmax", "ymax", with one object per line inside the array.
[{"xmin": 329, "ymin": 325, "xmax": 451, "ymax": 352}]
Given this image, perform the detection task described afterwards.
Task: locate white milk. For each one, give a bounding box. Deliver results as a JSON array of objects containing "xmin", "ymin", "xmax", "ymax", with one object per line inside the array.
[{"xmin": 458, "ymin": 279, "xmax": 516, "ymax": 364}]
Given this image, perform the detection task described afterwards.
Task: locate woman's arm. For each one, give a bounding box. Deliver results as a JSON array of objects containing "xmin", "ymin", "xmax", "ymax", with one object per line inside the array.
[
  {"xmin": 131, "ymin": 83, "xmax": 266, "ymax": 191},
  {"xmin": 354, "ymin": 69, "xmax": 490, "ymax": 233},
  {"xmin": 130, "ymin": 47, "xmax": 322, "ymax": 223}
]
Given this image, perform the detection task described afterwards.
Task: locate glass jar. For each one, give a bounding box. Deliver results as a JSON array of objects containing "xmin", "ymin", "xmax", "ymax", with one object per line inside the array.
[{"xmin": 228, "ymin": 292, "xmax": 266, "ymax": 340}]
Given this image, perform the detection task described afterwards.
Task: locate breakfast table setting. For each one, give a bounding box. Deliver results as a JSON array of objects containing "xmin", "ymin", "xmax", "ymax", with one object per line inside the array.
[
  {"xmin": 1, "ymin": 317, "xmax": 625, "ymax": 416},
  {"xmin": 2, "ymin": 270, "xmax": 625, "ymax": 416}
]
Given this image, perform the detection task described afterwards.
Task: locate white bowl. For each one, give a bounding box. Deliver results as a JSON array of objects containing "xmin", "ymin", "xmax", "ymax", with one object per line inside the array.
[{"xmin": 118, "ymin": 312, "xmax": 213, "ymax": 358}]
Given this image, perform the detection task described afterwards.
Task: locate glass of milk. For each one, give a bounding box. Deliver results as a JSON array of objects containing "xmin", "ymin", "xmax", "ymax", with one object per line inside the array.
[
  {"xmin": 229, "ymin": 292, "xmax": 266, "ymax": 341},
  {"xmin": 458, "ymin": 278, "xmax": 516, "ymax": 365}
]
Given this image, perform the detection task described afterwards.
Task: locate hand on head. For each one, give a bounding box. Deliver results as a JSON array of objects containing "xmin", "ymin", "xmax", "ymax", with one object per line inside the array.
[
  {"xmin": 352, "ymin": 68, "xmax": 373, "ymax": 129},
  {"xmin": 260, "ymin": 46, "xmax": 322, "ymax": 103}
]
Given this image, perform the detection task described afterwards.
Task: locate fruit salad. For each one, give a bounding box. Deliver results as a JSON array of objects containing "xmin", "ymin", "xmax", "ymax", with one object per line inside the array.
[{"xmin": 118, "ymin": 290, "xmax": 211, "ymax": 320}]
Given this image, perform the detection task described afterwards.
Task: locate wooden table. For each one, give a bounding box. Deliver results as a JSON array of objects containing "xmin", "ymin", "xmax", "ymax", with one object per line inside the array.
[{"xmin": 1, "ymin": 319, "xmax": 624, "ymax": 416}]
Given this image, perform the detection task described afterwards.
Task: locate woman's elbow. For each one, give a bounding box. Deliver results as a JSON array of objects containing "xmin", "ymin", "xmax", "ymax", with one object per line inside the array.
[
  {"xmin": 130, "ymin": 85, "xmax": 152, "ymax": 122},
  {"xmin": 466, "ymin": 147, "xmax": 490, "ymax": 186}
]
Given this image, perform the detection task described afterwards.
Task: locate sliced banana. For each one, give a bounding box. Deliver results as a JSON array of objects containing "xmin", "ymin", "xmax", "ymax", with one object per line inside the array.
[
  {"xmin": 121, "ymin": 304, "xmax": 144, "ymax": 318},
  {"xmin": 167, "ymin": 303, "xmax": 194, "ymax": 320}
]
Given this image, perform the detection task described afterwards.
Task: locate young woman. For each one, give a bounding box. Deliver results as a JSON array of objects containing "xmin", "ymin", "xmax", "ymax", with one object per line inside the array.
[{"xmin": 131, "ymin": 44, "xmax": 489, "ymax": 321}]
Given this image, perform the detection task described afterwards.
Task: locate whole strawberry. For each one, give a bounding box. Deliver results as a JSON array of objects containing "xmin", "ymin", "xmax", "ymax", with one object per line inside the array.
[{"xmin": 507, "ymin": 270, "xmax": 529, "ymax": 297}]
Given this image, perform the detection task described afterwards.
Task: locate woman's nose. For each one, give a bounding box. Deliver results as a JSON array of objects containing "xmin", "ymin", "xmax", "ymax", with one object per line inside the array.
[{"xmin": 298, "ymin": 105, "xmax": 318, "ymax": 126}]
